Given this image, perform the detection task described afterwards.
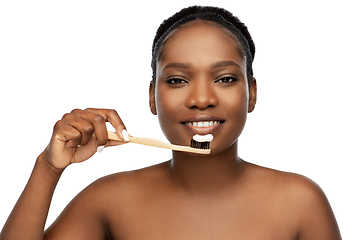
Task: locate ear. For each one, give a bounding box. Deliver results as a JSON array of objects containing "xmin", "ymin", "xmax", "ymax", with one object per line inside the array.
[
  {"xmin": 149, "ymin": 81, "xmax": 157, "ymax": 115},
  {"xmin": 248, "ymin": 77, "xmax": 257, "ymax": 113}
]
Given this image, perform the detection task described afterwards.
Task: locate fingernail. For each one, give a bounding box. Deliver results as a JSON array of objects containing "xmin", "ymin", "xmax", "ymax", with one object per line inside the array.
[
  {"xmin": 97, "ymin": 146, "xmax": 105, "ymax": 153},
  {"xmin": 122, "ymin": 129, "xmax": 130, "ymax": 141}
]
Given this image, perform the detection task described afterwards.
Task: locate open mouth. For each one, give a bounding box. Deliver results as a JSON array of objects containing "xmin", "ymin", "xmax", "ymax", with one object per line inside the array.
[
  {"xmin": 180, "ymin": 117, "xmax": 225, "ymax": 134},
  {"xmin": 183, "ymin": 120, "xmax": 224, "ymax": 127}
]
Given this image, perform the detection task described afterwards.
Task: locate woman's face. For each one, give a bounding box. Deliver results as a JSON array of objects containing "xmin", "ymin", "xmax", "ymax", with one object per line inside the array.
[{"xmin": 150, "ymin": 21, "xmax": 256, "ymax": 156}]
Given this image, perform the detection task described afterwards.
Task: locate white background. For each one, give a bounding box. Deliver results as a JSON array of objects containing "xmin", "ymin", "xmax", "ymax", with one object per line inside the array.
[{"xmin": 0, "ymin": 0, "xmax": 359, "ymax": 238}]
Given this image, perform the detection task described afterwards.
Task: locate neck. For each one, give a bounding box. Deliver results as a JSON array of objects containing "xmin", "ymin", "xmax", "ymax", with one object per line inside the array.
[{"xmin": 168, "ymin": 140, "xmax": 244, "ymax": 195}]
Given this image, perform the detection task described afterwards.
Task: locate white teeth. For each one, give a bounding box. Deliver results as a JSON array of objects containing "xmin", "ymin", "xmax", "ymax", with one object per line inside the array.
[{"xmin": 186, "ymin": 121, "xmax": 221, "ymax": 128}]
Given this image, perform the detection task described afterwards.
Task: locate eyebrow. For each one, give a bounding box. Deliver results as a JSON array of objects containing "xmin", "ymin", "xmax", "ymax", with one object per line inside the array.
[
  {"xmin": 162, "ymin": 62, "xmax": 191, "ymax": 71},
  {"xmin": 211, "ymin": 61, "xmax": 241, "ymax": 69},
  {"xmin": 162, "ymin": 60, "xmax": 241, "ymax": 72}
]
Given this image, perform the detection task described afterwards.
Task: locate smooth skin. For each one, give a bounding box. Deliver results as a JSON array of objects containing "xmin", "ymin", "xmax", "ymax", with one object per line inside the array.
[{"xmin": 0, "ymin": 21, "xmax": 341, "ymax": 240}]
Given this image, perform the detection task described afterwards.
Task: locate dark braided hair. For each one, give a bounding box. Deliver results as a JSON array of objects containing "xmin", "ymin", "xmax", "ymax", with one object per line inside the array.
[{"xmin": 151, "ymin": 6, "xmax": 255, "ymax": 83}]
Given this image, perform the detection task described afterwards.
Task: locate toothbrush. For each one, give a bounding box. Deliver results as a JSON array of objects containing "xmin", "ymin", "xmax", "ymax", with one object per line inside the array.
[{"xmin": 107, "ymin": 131, "xmax": 212, "ymax": 154}]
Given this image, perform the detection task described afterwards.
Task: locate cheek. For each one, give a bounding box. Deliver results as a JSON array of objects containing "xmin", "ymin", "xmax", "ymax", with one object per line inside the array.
[
  {"xmin": 220, "ymin": 88, "xmax": 249, "ymax": 136},
  {"xmin": 220, "ymin": 85, "xmax": 248, "ymax": 117},
  {"xmin": 232, "ymin": 92, "xmax": 248, "ymax": 121},
  {"xmin": 155, "ymin": 86, "xmax": 184, "ymax": 140},
  {"xmin": 156, "ymin": 88, "xmax": 179, "ymax": 119}
]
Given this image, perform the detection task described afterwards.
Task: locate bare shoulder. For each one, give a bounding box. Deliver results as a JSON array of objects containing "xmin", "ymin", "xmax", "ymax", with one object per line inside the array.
[
  {"xmin": 243, "ymin": 161, "xmax": 332, "ymax": 213},
  {"xmin": 243, "ymin": 161, "xmax": 342, "ymax": 240},
  {"xmin": 89, "ymin": 160, "xmax": 170, "ymax": 193},
  {"xmin": 84, "ymin": 160, "xmax": 172, "ymax": 211},
  {"xmin": 45, "ymin": 161, "xmax": 170, "ymax": 240},
  {"xmin": 246, "ymin": 162, "xmax": 322, "ymax": 194}
]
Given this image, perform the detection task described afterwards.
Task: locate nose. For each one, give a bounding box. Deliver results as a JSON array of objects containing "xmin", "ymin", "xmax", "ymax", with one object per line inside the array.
[{"xmin": 185, "ymin": 79, "xmax": 219, "ymax": 110}]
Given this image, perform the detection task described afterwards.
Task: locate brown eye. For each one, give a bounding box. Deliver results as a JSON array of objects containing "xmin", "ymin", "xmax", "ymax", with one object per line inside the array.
[
  {"xmin": 166, "ymin": 78, "xmax": 187, "ymax": 84},
  {"xmin": 216, "ymin": 76, "xmax": 238, "ymax": 83}
]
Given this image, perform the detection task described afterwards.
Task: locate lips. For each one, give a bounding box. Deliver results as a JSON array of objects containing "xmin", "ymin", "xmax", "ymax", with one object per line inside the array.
[{"xmin": 181, "ymin": 115, "xmax": 224, "ymax": 134}]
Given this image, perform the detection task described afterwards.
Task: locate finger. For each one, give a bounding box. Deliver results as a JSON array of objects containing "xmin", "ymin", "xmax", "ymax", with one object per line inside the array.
[
  {"xmin": 71, "ymin": 109, "xmax": 108, "ymax": 146},
  {"xmin": 85, "ymin": 108, "xmax": 129, "ymax": 141},
  {"xmin": 53, "ymin": 120, "xmax": 83, "ymax": 148},
  {"xmin": 62, "ymin": 112, "xmax": 95, "ymax": 146}
]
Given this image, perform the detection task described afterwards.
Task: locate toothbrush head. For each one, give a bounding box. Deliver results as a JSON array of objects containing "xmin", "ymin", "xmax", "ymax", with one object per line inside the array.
[{"xmin": 190, "ymin": 134, "xmax": 213, "ymax": 150}]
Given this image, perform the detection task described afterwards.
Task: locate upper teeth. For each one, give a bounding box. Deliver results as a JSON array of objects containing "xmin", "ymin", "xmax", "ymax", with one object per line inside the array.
[{"xmin": 186, "ymin": 121, "xmax": 221, "ymax": 127}]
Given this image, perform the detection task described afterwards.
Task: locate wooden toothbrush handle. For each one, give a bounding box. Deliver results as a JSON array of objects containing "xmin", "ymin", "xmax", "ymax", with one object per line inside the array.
[
  {"xmin": 106, "ymin": 131, "xmax": 210, "ymax": 154},
  {"xmin": 107, "ymin": 132, "xmax": 173, "ymax": 149},
  {"xmin": 107, "ymin": 131, "xmax": 123, "ymax": 141}
]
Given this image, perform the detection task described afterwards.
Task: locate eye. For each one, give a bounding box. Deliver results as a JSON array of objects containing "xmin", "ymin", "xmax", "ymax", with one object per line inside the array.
[
  {"xmin": 166, "ymin": 78, "xmax": 187, "ymax": 85},
  {"xmin": 216, "ymin": 76, "xmax": 238, "ymax": 84}
]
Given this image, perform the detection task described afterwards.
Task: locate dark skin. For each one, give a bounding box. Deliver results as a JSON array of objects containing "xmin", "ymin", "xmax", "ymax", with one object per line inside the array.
[{"xmin": 0, "ymin": 21, "xmax": 341, "ymax": 240}]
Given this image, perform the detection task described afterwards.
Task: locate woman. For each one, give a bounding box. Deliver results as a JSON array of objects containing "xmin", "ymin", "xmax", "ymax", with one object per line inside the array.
[{"xmin": 0, "ymin": 6, "xmax": 341, "ymax": 240}]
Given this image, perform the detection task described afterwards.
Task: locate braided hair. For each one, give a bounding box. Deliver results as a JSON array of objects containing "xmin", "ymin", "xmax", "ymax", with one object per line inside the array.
[{"xmin": 151, "ymin": 6, "xmax": 255, "ymax": 83}]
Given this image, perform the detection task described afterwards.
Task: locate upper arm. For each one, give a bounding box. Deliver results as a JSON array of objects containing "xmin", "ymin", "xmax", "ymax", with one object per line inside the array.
[
  {"xmin": 44, "ymin": 180, "xmax": 109, "ymax": 240},
  {"xmin": 294, "ymin": 176, "xmax": 341, "ymax": 240}
]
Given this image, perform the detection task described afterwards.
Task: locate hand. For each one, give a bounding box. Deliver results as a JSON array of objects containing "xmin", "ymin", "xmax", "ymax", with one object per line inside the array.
[{"xmin": 41, "ymin": 108, "xmax": 128, "ymax": 171}]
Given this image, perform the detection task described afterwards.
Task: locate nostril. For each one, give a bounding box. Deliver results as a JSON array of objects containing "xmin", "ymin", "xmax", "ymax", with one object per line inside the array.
[
  {"xmin": 185, "ymin": 93, "xmax": 219, "ymax": 110},
  {"xmin": 186, "ymin": 98, "xmax": 218, "ymax": 110},
  {"xmin": 185, "ymin": 82, "xmax": 220, "ymax": 109}
]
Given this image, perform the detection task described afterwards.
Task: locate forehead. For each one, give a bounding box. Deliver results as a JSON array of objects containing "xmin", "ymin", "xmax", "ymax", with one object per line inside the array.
[{"xmin": 159, "ymin": 22, "xmax": 245, "ymax": 69}]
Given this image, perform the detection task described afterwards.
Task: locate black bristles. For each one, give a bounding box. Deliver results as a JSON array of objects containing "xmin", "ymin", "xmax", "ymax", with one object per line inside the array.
[{"xmin": 190, "ymin": 139, "xmax": 210, "ymax": 149}]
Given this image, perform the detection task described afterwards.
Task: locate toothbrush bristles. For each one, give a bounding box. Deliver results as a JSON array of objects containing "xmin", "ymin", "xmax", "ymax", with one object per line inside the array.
[{"xmin": 190, "ymin": 139, "xmax": 210, "ymax": 150}]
